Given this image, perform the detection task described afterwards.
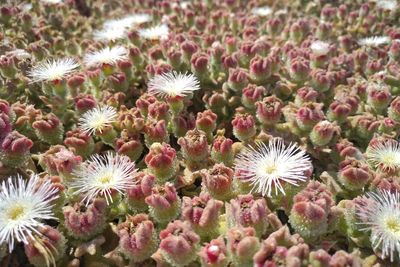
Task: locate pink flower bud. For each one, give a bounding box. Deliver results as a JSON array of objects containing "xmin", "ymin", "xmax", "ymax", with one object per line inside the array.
[
  {"xmin": 171, "ymin": 112, "xmax": 196, "ymax": 137},
  {"xmin": 182, "ymin": 192, "xmax": 223, "ymax": 238},
  {"xmin": 367, "ymin": 84, "xmax": 392, "ymax": 114},
  {"xmin": 353, "ymin": 114, "xmax": 380, "ymax": 140},
  {"xmin": 227, "ymin": 227, "xmax": 260, "ymax": 266},
  {"xmin": 249, "ymin": 56, "xmax": 273, "ymax": 83},
  {"xmin": 67, "ymin": 74, "xmax": 85, "ymax": 90},
  {"xmin": 310, "ymin": 69, "xmax": 332, "ymax": 93},
  {"xmin": 289, "ymin": 57, "xmax": 310, "ymax": 83},
  {"xmin": 211, "ymin": 136, "xmax": 234, "ymax": 166},
  {"xmin": 388, "ymin": 96, "xmax": 400, "ymax": 122},
  {"xmin": 24, "ymin": 226, "xmax": 65, "ymax": 267},
  {"xmin": 256, "ymin": 96, "xmax": 284, "ymax": 127},
  {"xmin": 327, "ymin": 100, "xmax": 352, "ymax": 124},
  {"xmin": 74, "ymin": 94, "xmax": 97, "ymax": 114},
  {"xmin": 63, "ymin": 198, "xmax": 107, "ymax": 240},
  {"xmin": 126, "ymin": 172, "xmax": 155, "ymax": 212},
  {"xmin": 135, "ymin": 93, "xmax": 157, "ymax": 117},
  {"xmin": 198, "ymin": 237, "xmax": 228, "ymax": 267},
  {"xmin": 64, "ymin": 129, "xmax": 94, "ymax": 158},
  {"xmin": 228, "ymin": 68, "xmax": 249, "ymax": 92},
  {"xmin": 116, "ymin": 132, "xmax": 143, "ymax": 162},
  {"xmin": 148, "ymin": 101, "xmax": 170, "ymax": 121},
  {"xmin": 196, "ymin": 110, "xmax": 217, "ymax": 136},
  {"xmin": 32, "ymin": 113, "xmax": 64, "ymax": 145},
  {"xmin": 191, "ymin": 53, "xmax": 209, "ymax": 78},
  {"xmin": 267, "ymin": 18, "xmax": 283, "ymax": 37},
  {"xmin": 0, "ymin": 113, "xmax": 11, "ymax": 142},
  {"xmin": 310, "ymin": 120, "xmax": 339, "ymax": 146},
  {"xmin": 178, "ymin": 129, "xmax": 209, "ymax": 163},
  {"xmin": 295, "ymin": 103, "xmax": 325, "ymax": 131},
  {"xmin": 116, "ymin": 106, "xmax": 145, "ymax": 135},
  {"xmin": 242, "ymin": 84, "xmax": 265, "ymax": 109},
  {"xmin": 228, "ymin": 194, "xmax": 270, "ymax": 236},
  {"xmin": 338, "ymin": 158, "xmax": 371, "ymax": 190},
  {"xmin": 0, "ymin": 55, "xmax": 16, "ymax": 79},
  {"xmin": 181, "ymin": 40, "xmax": 199, "ymax": 62},
  {"xmin": 117, "ymin": 214, "xmax": 157, "ymax": 262},
  {"xmin": 294, "ymin": 87, "xmax": 318, "ymax": 106},
  {"xmin": 144, "ymin": 120, "xmax": 169, "ymax": 147},
  {"xmin": 0, "ymin": 131, "xmax": 33, "ymax": 167},
  {"xmin": 167, "ymin": 48, "xmax": 183, "ymax": 69},
  {"xmin": 145, "ymin": 142, "xmax": 178, "ymax": 182},
  {"xmin": 158, "ymin": 220, "xmax": 200, "ymax": 266},
  {"xmin": 232, "ymin": 113, "xmax": 256, "ymax": 142}
]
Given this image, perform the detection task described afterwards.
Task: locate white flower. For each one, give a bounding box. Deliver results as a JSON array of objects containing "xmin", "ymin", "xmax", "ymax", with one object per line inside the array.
[
  {"xmin": 357, "ymin": 190, "xmax": 400, "ymax": 262},
  {"xmin": 40, "ymin": 0, "xmax": 63, "ymax": 4},
  {"xmin": 78, "ymin": 106, "xmax": 117, "ymax": 136},
  {"xmin": 251, "ymin": 6, "xmax": 273, "ymax": 17},
  {"xmin": 104, "ymin": 14, "xmax": 152, "ymax": 29},
  {"xmin": 148, "ymin": 71, "xmax": 201, "ymax": 98},
  {"xmin": 234, "ymin": 138, "xmax": 311, "ymax": 197},
  {"xmin": 376, "ymin": 0, "xmax": 397, "ymax": 11},
  {"xmin": 28, "ymin": 58, "xmax": 79, "ymax": 83},
  {"xmin": 7, "ymin": 49, "xmax": 31, "ymax": 60},
  {"xmin": 358, "ymin": 36, "xmax": 391, "ymax": 47},
  {"xmin": 93, "ymin": 27, "xmax": 128, "ymax": 42},
  {"xmin": 366, "ymin": 139, "xmax": 400, "ymax": 173},
  {"xmin": 83, "ymin": 46, "xmax": 128, "ymax": 68},
  {"xmin": 70, "ymin": 152, "xmax": 137, "ymax": 205},
  {"xmin": 139, "ymin": 24, "xmax": 169, "ymax": 40},
  {"xmin": 0, "ymin": 175, "xmax": 58, "ymax": 252},
  {"xmin": 310, "ymin": 41, "xmax": 330, "ymax": 56}
]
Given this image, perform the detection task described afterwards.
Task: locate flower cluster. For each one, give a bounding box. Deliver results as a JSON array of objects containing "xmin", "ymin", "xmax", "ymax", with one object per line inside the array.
[{"xmin": 2, "ymin": 0, "xmax": 400, "ymax": 266}]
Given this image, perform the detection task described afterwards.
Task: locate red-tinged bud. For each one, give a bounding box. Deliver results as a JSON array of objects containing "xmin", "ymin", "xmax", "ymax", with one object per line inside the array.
[
  {"xmin": 249, "ymin": 56, "xmax": 273, "ymax": 83},
  {"xmin": 289, "ymin": 58, "xmax": 310, "ymax": 83},
  {"xmin": 39, "ymin": 145, "xmax": 82, "ymax": 180},
  {"xmin": 366, "ymin": 60, "xmax": 383, "ymax": 76},
  {"xmin": 367, "ymin": 83, "xmax": 392, "ymax": 114},
  {"xmin": 63, "ymin": 199, "xmax": 107, "ymax": 240},
  {"xmin": 334, "ymin": 139, "xmax": 362, "ymax": 160},
  {"xmin": 86, "ymin": 68, "xmax": 101, "ymax": 87},
  {"xmin": 242, "ymin": 84, "xmax": 265, "ymax": 109},
  {"xmin": 227, "ymin": 227, "xmax": 260, "ymax": 266},
  {"xmin": 388, "ymin": 96, "xmax": 400, "ymax": 122},
  {"xmin": 0, "ymin": 113, "xmax": 11, "ymax": 142},
  {"xmin": 145, "ymin": 62, "xmax": 173, "ymax": 79},
  {"xmin": 24, "ymin": 226, "xmax": 66, "ymax": 267},
  {"xmin": 327, "ymin": 100, "xmax": 352, "ymax": 124},
  {"xmin": 107, "ymin": 72, "xmax": 128, "ymax": 91},
  {"xmin": 204, "ymin": 91, "xmax": 226, "ymax": 114},
  {"xmin": 267, "ymin": 18, "xmax": 283, "ymax": 37},
  {"xmin": 289, "ymin": 181, "xmax": 334, "ymax": 240},
  {"xmin": 310, "ymin": 120, "xmax": 339, "ymax": 146},
  {"xmin": 32, "ymin": 113, "xmax": 64, "ymax": 145},
  {"xmin": 227, "ymin": 195, "xmax": 270, "ymax": 237},
  {"xmin": 166, "ymin": 48, "xmax": 183, "ymax": 69},
  {"xmin": 198, "ymin": 237, "xmax": 228, "ymax": 267},
  {"xmin": 117, "ymin": 214, "xmax": 158, "ymax": 262},
  {"xmin": 1, "ymin": 131, "xmax": 33, "ymax": 167},
  {"xmin": 148, "ymin": 101, "xmax": 170, "ymax": 122},
  {"xmin": 256, "ymin": 95, "xmax": 283, "ymax": 127},
  {"xmin": 316, "ymin": 22, "xmax": 332, "ymax": 41},
  {"xmin": 359, "ymin": 3, "xmax": 369, "ymax": 18},
  {"xmin": 67, "ymin": 74, "xmax": 85, "ymax": 97},
  {"xmin": 126, "ymin": 173, "xmax": 155, "ymax": 212},
  {"xmin": 136, "ymin": 93, "xmax": 157, "ymax": 117},
  {"xmin": 182, "ymin": 192, "xmax": 223, "ymax": 238},
  {"xmin": 196, "ymin": 110, "xmax": 217, "ymax": 140},
  {"xmin": 338, "ymin": 35, "xmax": 353, "ymax": 53},
  {"xmin": 181, "ymin": 40, "xmax": 199, "ymax": 62},
  {"xmin": 353, "ymin": 50, "xmax": 368, "ymax": 71},
  {"xmin": 201, "ymin": 163, "xmax": 236, "ymax": 201},
  {"xmin": 144, "ymin": 120, "xmax": 169, "ymax": 147},
  {"xmin": 295, "ymin": 103, "xmax": 325, "ymax": 131},
  {"xmin": 64, "ymin": 129, "xmax": 94, "ymax": 158},
  {"xmin": 310, "ymin": 69, "xmax": 332, "ymax": 93},
  {"xmin": 227, "ymin": 68, "xmax": 249, "ymax": 92},
  {"xmin": 0, "ymin": 55, "xmax": 17, "ymax": 79},
  {"xmin": 117, "ymin": 106, "xmax": 145, "ymax": 136},
  {"xmin": 171, "ymin": 112, "xmax": 196, "ymax": 138},
  {"xmin": 145, "ymin": 183, "xmax": 180, "ymax": 224},
  {"xmin": 338, "ymin": 158, "xmax": 371, "ymax": 190},
  {"xmin": 158, "ymin": 220, "xmax": 200, "ymax": 266},
  {"xmin": 221, "ymin": 53, "xmax": 238, "ymax": 71},
  {"xmin": 191, "ymin": 53, "xmax": 209, "ymax": 79},
  {"xmin": 178, "ymin": 129, "xmax": 209, "ymax": 165},
  {"xmin": 116, "ymin": 131, "xmax": 143, "ymax": 162},
  {"xmin": 289, "ymin": 22, "xmax": 306, "ymax": 44},
  {"xmin": 145, "ymin": 142, "xmax": 178, "ymax": 182},
  {"xmin": 389, "ymin": 40, "xmax": 400, "ymax": 61},
  {"xmin": 232, "ymin": 113, "xmax": 257, "ymax": 142},
  {"xmin": 294, "ymin": 87, "xmax": 318, "ymax": 106}
]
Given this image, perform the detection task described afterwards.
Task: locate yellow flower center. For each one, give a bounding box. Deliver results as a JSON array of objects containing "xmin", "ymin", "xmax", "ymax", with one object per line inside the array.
[
  {"xmin": 265, "ymin": 164, "xmax": 277, "ymax": 175},
  {"xmin": 385, "ymin": 217, "xmax": 400, "ymax": 234},
  {"xmin": 99, "ymin": 174, "xmax": 112, "ymax": 184},
  {"xmin": 7, "ymin": 204, "xmax": 25, "ymax": 220}
]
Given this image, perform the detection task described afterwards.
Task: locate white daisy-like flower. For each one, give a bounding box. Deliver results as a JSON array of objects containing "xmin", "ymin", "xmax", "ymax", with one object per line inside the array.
[
  {"xmin": 0, "ymin": 175, "xmax": 58, "ymax": 252},
  {"xmin": 366, "ymin": 139, "xmax": 400, "ymax": 173},
  {"xmin": 148, "ymin": 71, "xmax": 201, "ymax": 98},
  {"xmin": 357, "ymin": 190, "xmax": 400, "ymax": 262},
  {"xmin": 138, "ymin": 24, "xmax": 169, "ymax": 40},
  {"xmin": 358, "ymin": 36, "xmax": 391, "ymax": 47},
  {"xmin": 310, "ymin": 40, "xmax": 330, "ymax": 56},
  {"xmin": 7, "ymin": 49, "xmax": 31, "ymax": 60},
  {"xmin": 70, "ymin": 152, "xmax": 137, "ymax": 205},
  {"xmin": 93, "ymin": 26, "xmax": 128, "ymax": 42},
  {"xmin": 28, "ymin": 58, "xmax": 79, "ymax": 83},
  {"xmin": 104, "ymin": 14, "xmax": 152, "ymax": 30},
  {"xmin": 78, "ymin": 105, "xmax": 117, "ymax": 136},
  {"xmin": 83, "ymin": 46, "xmax": 128, "ymax": 68},
  {"xmin": 376, "ymin": 0, "xmax": 398, "ymax": 11},
  {"xmin": 234, "ymin": 138, "xmax": 311, "ymax": 197},
  {"xmin": 251, "ymin": 6, "xmax": 273, "ymax": 17},
  {"xmin": 40, "ymin": 0, "xmax": 63, "ymax": 4}
]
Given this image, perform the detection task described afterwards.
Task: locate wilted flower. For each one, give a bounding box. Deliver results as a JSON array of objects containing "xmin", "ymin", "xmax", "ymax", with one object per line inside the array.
[
  {"xmin": 70, "ymin": 152, "xmax": 137, "ymax": 205},
  {"xmin": 234, "ymin": 138, "xmax": 311, "ymax": 197},
  {"xmin": 0, "ymin": 175, "xmax": 58, "ymax": 252}
]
